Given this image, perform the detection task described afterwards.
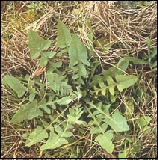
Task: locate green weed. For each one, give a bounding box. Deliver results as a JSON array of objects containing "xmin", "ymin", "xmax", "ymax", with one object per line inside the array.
[{"xmin": 2, "ymin": 20, "xmax": 154, "ymax": 158}]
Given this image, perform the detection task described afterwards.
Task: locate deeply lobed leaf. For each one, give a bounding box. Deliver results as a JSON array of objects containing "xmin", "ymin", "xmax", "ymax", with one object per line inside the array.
[
  {"xmin": 10, "ymin": 100, "xmax": 43, "ymax": 124},
  {"xmin": 3, "ymin": 75, "xmax": 27, "ymax": 98}
]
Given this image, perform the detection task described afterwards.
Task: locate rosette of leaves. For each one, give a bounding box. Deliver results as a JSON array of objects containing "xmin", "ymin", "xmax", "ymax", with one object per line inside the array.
[{"xmin": 2, "ymin": 20, "xmax": 143, "ymax": 155}]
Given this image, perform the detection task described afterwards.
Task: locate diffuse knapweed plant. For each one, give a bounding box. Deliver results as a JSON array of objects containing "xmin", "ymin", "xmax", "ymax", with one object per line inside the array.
[{"xmin": 3, "ymin": 20, "xmax": 148, "ymax": 156}]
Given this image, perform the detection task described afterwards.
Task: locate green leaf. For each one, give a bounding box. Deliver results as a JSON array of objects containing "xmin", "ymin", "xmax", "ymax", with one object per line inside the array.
[
  {"xmin": 105, "ymin": 110, "xmax": 129, "ymax": 132},
  {"xmin": 142, "ymin": 126, "xmax": 151, "ymax": 135},
  {"xmin": 57, "ymin": 20, "xmax": 72, "ymax": 48},
  {"xmin": 43, "ymin": 51, "xmax": 56, "ymax": 58},
  {"xmin": 3, "ymin": 75, "xmax": 27, "ymax": 97},
  {"xmin": 125, "ymin": 99, "xmax": 135, "ymax": 119},
  {"xmin": 80, "ymin": 65, "xmax": 88, "ymax": 77},
  {"xmin": 136, "ymin": 116, "xmax": 151, "ymax": 127},
  {"xmin": 46, "ymin": 101, "xmax": 56, "ymax": 109},
  {"xmin": 10, "ymin": 100, "xmax": 43, "ymax": 124},
  {"xmin": 67, "ymin": 34, "xmax": 90, "ymax": 85},
  {"xmin": 99, "ymin": 81, "xmax": 106, "ymax": 96},
  {"xmin": 47, "ymin": 61, "xmax": 62, "ymax": 73},
  {"xmin": 39, "ymin": 54, "xmax": 48, "ymax": 67},
  {"xmin": 40, "ymin": 128, "xmax": 72, "ymax": 150},
  {"xmin": 92, "ymin": 74, "xmax": 137, "ymax": 96},
  {"xmin": 29, "ymin": 93, "xmax": 36, "ymax": 102},
  {"xmin": 39, "ymin": 105, "xmax": 51, "ymax": 114},
  {"xmin": 56, "ymin": 97, "xmax": 74, "ymax": 105},
  {"xmin": 117, "ymin": 58, "xmax": 129, "ymax": 71},
  {"xmin": 103, "ymin": 67, "xmax": 123, "ymax": 78},
  {"xmin": 67, "ymin": 115, "xmax": 86, "ymax": 125},
  {"xmin": 67, "ymin": 105, "xmax": 86, "ymax": 125},
  {"xmin": 58, "ymin": 48, "xmax": 68, "ymax": 55},
  {"xmin": 25, "ymin": 126, "xmax": 48, "ymax": 147},
  {"xmin": 146, "ymin": 37, "xmax": 151, "ymax": 49},
  {"xmin": 95, "ymin": 131, "xmax": 114, "ymax": 153},
  {"xmin": 28, "ymin": 30, "xmax": 51, "ymax": 58},
  {"xmin": 107, "ymin": 76, "xmax": 115, "ymax": 95},
  {"xmin": 116, "ymin": 75, "xmax": 138, "ymax": 92},
  {"xmin": 46, "ymin": 72, "xmax": 72, "ymax": 96},
  {"xmin": 149, "ymin": 47, "xmax": 157, "ymax": 59},
  {"xmin": 57, "ymin": 126, "xmax": 73, "ymax": 137},
  {"xmin": 68, "ymin": 34, "xmax": 90, "ymax": 67},
  {"xmin": 124, "ymin": 57, "xmax": 148, "ymax": 64},
  {"xmin": 90, "ymin": 123, "xmax": 108, "ymax": 134}
]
